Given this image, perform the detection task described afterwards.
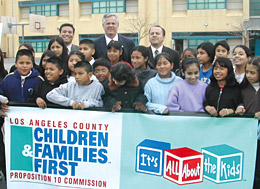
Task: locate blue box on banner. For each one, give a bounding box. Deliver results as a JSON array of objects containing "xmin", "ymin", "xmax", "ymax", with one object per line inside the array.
[
  {"xmin": 136, "ymin": 139, "xmax": 171, "ymax": 176},
  {"xmin": 201, "ymin": 144, "xmax": 243, "ymax": 183}
]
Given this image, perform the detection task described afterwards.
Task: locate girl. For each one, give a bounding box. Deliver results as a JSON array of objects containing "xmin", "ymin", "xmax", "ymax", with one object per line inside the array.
[
  {"xmin": 0, "ymin": 49, "xmax": 8, "ymax": 82},
  {"xmin": 197, "ymin": 42, "xmax": 215, "ymax": 84},
  {"xmin": 167, "ymin": 58, "xmax": 207, "ymax": 112},
  {"xmin": 106, "ymin": 41, "xmax": 132, "ymax": 68},
  {"xmin": 232, "ymin": 45, "xmax": 252, "ymax": 84},
  {"xmin": 175, "ymin": 48, "xmax": 197, "ymax": 78},
  {"xmin": 67, "ymin": 51, "xmax": 85, "ymax": 79},
  {"xmin": 131, "ymin": 46, "xmax": 157, "ymax": 88},
  {"xmin": 47, "ymin": 36, "xmax": 68, "ymax": 67},
  {"xmin": 204, "ymin": 57, "xmax": 241, "ymax": 117},
  {"xmin": 144, "ymin": 52, "xmax": 182, "ymax": 114},
  {"xmin": 38, "ymin": 50, "xmax": 57, "ymax": 77},
  {"xmin": 102, "ymin": 62, "xmax": 147, "ymax": 112}
]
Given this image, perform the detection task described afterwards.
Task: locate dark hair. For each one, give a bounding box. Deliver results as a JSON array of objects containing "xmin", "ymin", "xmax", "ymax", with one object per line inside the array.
[
  {"xmin": 15, "ymin": 49, "xmax": 34, "ymax": 63},
  {"xmin": 0, "ymin": 49, "xmax": 8, "ymax": 80},
  {"xmin": 210, "ymin": 57, "xmax": 238, "ymax": 87},
  {"xmin": 59, "ymin": 23, "xmax": 75, "ymax": 34},
  {"xmin": 74, "ymin": 61, "xmax": 92, "ymax": 73},
  {"xmin": 182, "ymin": 57, "xmax": 200, "ymax": 72},
  {"xmin": 39, "ymin": 50, "xmax": 57, "ymax": 76},
  {"xmin": 131, "ymin": 45, "xmax": 149, "ymax": 65},
  {"xmin": 19, "ymin": 43, "xmax": 35, "ymax": 53},
  {"xmin": 46, "ymin": 57, "xmax": 64, "ymax": 70},
  {"xmin": 182, "ymin": 48, "xmax": 197, "ymax": 58},
  {"xmin": 106, "ymin": 41, "xmax": 125, "ymax": 62},
  {"xmin": 197, "ymin": 42, "xmax": 215, "ymax": 63},
  {"xmin": 48, "ymin": 36, "xmax": 68, "ymax": 59},
  {"xmin": 232, "ymin": 45, "xmax": 252, "ymax": 58},
  {"xmin": 93, "ymin": 57, "xmax": 111, "ymax": 71},
  {"xmin": 154, "ymin": 52, "xmax": 173, "ymax": 66},
  {"xmin": 215, "ymin": 40, "xmax": 230, "ymax": 52},
  {"xmin": 110, "ymin": 63, "xmax": 135, "ymax": 85},
  {"xmin": 247, "ymin": 56, "xmax": 260, "ymax": 82},
  {"xmin": 68, "ymin": 51, "xmax": 85, "ymax": 62},
  {"xmin": 79, "ymin": 39, "xmax": 95, "ymax": 49},
  {"xmin": 149, "ymin": 25, "xmax": 166, "ymax": 37}
]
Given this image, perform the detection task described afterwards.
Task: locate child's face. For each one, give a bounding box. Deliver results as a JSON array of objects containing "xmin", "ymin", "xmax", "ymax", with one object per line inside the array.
[
  {"xmin": 15, "ymin": 55, "xmax": 33, "ymax": 76},
  {"xmin": 197, "ymin": 48, "xmax": 211, "ymax": 64},
  {"xmin": 42, "ymin": 55, "xmax": 50, "ymax": 69},
  {"xmin": 112, "ymin": 78, "xmax": 126, "ymax": 87},
  {"xmin": 68, "ymin": 54, "xmax": 82, "ymax": 73},
  {"xmin": 183, "ymin": 50, "xmax": 195, "ymax": 59},
  {"xmin": 107, "ymin": 47, "xmax": 122, "ymax": 64},
  {"xmin": 233, "ymin": 47, "xmax": 250, "ymax": 67},
  {"xmin": 215, "ymin": 45, "xmax": 230, "ymax": 58},
  {"xmin": 94, "ymin": 66, "xmax": 110, "ymax": 83},
  {"xmin": 246, "ymin": 64, "xmax": 259, "ymax": 84},
  {"xmin": 50, "ymin": 41, "xmax": 63, "ymax": 57},
  {"xmin": 74, "ymin": 67, "xmax": 92, "ymax": 85},
  {"xmin": 156, "ymin": 57, "xmax": 173, "ymax": 78},
  {"xmin": 131, "ymin": 50, "xmax": 148, "ymax": 71},
  {"xmin": 79, "ymin": 44, "xmax": 95, "ymax": 62},
  {"xmin": 184, "ymin": 63, "xmax": 200, "ymax": 84},
  {"xmin": 45, "ymin": 63, "xmax": 64, "ymax": 84},
  {"xmin": 213, "ymin": 63, "xmax": 228, "ymax": 82}
]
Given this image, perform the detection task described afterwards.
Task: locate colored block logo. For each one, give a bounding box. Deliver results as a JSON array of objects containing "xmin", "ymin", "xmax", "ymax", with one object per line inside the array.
[
  {"xmin": 163, "ymin": 147, "xmax": 204, "ymax": 185},
  {"xmin": 202, "ymin": 144, "xmax": 243, "ymax": 183},
  {"xmin": 11, "ymin": 126, "xmax": 33, "ymax": 171},
  {"xmin": 136, "ymin": 139, "xmax": 171, "ymax": 176}
]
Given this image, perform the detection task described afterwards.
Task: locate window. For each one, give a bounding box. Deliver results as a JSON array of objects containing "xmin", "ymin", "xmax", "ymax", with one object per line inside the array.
[
  {"xmin": 92, "ymin": 0, "xmax": 125, "ymax": 14},
  {"xmin": 188, "ymin": 38, "xmax": 225, "ymax": 49},
  {"xmin": 188, "ymin": 0, "xmax": 226, "ymax": 10},
  {"xmin": 21, "ymin": 7, "xmax": 29, "ymax": 19},
  {"xmin": 250, "ymin": 0, "xmax": 260, "ymax": 17},
  {"xmin": 30, "ymin": 4, "xmax": 58, "ymax": 16},
  {"xmin": 19, "ymin": 36, "xmax": 55, "ymax": 53},
  {"xmin": 81, "ymin": 2, "xmax": 92, "ymax": 15}
]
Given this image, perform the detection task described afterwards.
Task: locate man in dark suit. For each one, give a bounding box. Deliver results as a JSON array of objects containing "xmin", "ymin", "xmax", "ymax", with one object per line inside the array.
[
  {"xmin": 59, "ymin": 23, "xmax": 79, "ymax": 54},
  {"xmin": 94, "ymin": 13, "xmax": 135, "ymax": 63},
  {"xmin": 148, "ymin": 25, "xmax": 180, "ymax": 71}
]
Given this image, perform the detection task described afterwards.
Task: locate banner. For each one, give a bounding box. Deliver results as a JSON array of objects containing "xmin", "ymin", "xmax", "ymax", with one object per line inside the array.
[{"xmin": 5, "ymin": 106, "xmax": 258, "ymax": 188}]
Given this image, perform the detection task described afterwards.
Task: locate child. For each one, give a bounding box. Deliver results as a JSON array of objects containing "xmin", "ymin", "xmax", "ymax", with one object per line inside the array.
[
  {"xmin": 38, "ymin": 50, "xmax": 57, "ymax": 77},
  {"xmin": 167, "ymin": 57, "xmax": 207, "ymax": 112},
  {"xmin": 79, "ymin": 39, "xmax": 95, "ymax": 65},
  {"xmin": 204, "ymin": 57, "xmax": 241, "ymax": 117},
  {"xmin": 131, "ymin": 46, "xmax": 157, "ymax": 88},
  {"xmin": 93, "ymin": 57, "xmax": 111, "ymax": 84},
  {"xmin": 175, "ymin": 48, "xmax": 197, "ymax": 78},
  {"xmin": 144, "ymin": 52, "xmax": 182, "ymax": 114},
  {"xmin": 47, "ymin": 61, "xmax": 104, "ymax": 109},
  {"xmin": 232, "ymin": 45, "xmax": 252, "ymax": 84},
  {"xmin": 197, "ymin": 42, "xmax": 215, "ymax": 84},
  {"xmin": 67, "ymin": 51, "xmax": 85, "ymax": 78},
  {"xmin": 0, "ymin": 49, "xmax": 43, "ymax": 102},
  {"xmin": 214, "ymin": 40, "xmax": 230, "ymax": 58},
  {"xmin": 0, "ymin": 49, "xmax": 8, "ymax": 82},
  {"xmin": 102, "ymin": 62, "xmax": 147, "ymax": 112},
  {"xmin": 106, "ymin": 41, "xmax": 132, "ymax": 68},
  {"xmin": 31, "ymin": 57, "xmax": 67, "ymax": 109}
]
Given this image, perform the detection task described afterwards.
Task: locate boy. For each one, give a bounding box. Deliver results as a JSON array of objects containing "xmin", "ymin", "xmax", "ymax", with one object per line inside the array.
[
  {"xmin": 47, "ymin": 61, "xmax": 104, "ymax": 109},
  {"xmin": 93, "ymin": 58, "xmax": 111, "ymax": 84},
  {"xmin": 0, "ymin": 49, "xmax": 43, "ymax": 102},
  {"xmin": 31, "ymin": 57, "xmax": 67, "ymax": 109},
  {"xmin": 79, "ymin": 39, "xmax": 95, "ymax": 65},
  {"xmin": 214, "ymin": 40, "xmax": 230, "ymax": 58}
]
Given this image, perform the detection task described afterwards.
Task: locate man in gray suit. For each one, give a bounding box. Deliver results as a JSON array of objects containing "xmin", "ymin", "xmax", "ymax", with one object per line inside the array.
[
  {"xmin": 59, "ymin": 23, "xmax": 79, "ymax": 54},
  {"xmin": 94, "ymin": 13, "xmax": 135, "ymax": 63}
]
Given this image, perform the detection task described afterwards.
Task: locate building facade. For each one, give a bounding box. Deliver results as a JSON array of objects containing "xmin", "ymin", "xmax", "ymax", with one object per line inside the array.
[{"xmin": 0, "ymin": 0, "xmax": 259, "ymax": 57}]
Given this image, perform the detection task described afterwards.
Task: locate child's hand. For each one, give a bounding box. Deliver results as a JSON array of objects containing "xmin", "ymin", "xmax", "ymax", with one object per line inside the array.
[
  {"xmin": 255, "ymin": 112, "xmax": 260, "ymax": 120},
  {"xmin": 133, "ymin": 102, "xmax": 147, "ymax": 113},
  {"xmin": 72, "ymin": 101, "xmax": 80, "ymax": 109},
  {"xmin": 163, "ymin": 108, "xmax": 169, "ymax": 115},
  {"xmin": 80, "ymin": 102, "xmax": 85, "ymax": 110},
  {"xmin": 1, "ymin": 100, "xmax": 9, "ymax": 117},
  {"xmin": 112, "ymin": 101, "xmax": 121, "ymax": 113},
  {"xmin": 36, "ymin": 97, "xmax": 47, "ymax": 109},
  {"xmin": 219, "ymin": 108, "xmax": 234, "ymax": 117},
  {"xmin": 235, "ymin": 106, "xmax": 245, "ymax": 115},
  {"xmin": 205, "ymin": 106, "xmax": 218, "ymax": 116}
]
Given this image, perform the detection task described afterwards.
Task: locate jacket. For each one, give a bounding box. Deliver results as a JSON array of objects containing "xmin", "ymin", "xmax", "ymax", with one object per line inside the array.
[{"xmin": 240, "ymin": 83, "xmax": 260, "ymax": 113}]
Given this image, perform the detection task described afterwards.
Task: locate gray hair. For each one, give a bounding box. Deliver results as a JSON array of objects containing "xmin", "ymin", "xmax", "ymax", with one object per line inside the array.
[{"xmin": 102, "ymin": 13, "xmax": 119, "ymax": 24}]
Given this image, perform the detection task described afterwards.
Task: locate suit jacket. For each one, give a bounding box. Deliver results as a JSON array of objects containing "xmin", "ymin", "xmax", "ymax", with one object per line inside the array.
[
  {"xmin": 148, "ymin": 46, "xmax": 180, "ymax": 71},
  {"xmin": 94, "ymin": 34, "xmax": 135, "ymax": 63}
]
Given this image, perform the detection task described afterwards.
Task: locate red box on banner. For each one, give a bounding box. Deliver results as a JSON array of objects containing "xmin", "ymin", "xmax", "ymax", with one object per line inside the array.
[{"xmin": 163, "ymin": 147, "xmax": 204, "ymax": 185}]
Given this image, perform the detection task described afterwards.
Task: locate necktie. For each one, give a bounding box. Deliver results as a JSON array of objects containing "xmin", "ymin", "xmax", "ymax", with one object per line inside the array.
[{"xmin": 154, "ymin": 49, "xmax": 159, "ymax": 57}]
